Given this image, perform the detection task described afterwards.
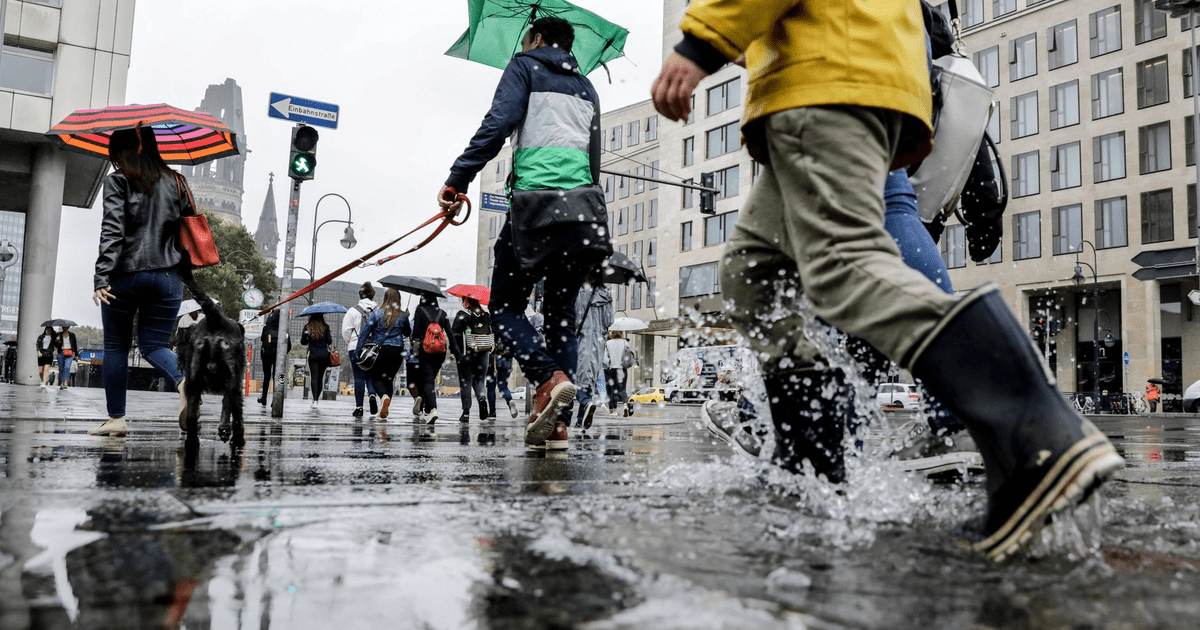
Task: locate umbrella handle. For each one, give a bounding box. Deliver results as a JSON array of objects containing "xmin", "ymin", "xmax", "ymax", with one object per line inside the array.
[{"xmin": 446, "ymin": 193, "xmax": 471, "ymax": 226}]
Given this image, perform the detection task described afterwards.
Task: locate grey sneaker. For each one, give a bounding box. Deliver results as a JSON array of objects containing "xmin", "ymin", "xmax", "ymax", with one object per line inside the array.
[
  {"xmin": 877, "ymin": 419, "xmax": 984, "ymax": 477},
  {"xmin": 701, "ymin": 400, "xmax": 766, "ymax": 459}
]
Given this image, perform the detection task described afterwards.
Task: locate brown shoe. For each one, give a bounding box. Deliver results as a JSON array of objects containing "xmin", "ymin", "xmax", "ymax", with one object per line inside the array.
[
  {"xmin": 525, "ymin": 371, "xmax": 576, "ymax": 446},
  {"xmin": 379, "ymin": 395, "xmax": 391, "ymax": 420},
  {"xmin": 529, "ymin": 421, "xmax": 569, "ymax": 451}
]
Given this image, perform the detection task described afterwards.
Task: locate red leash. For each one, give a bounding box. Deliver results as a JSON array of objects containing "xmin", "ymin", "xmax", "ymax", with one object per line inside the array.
[{"xmin": 256, "ymin": 194, "xmax": 471, "ymax": 317}]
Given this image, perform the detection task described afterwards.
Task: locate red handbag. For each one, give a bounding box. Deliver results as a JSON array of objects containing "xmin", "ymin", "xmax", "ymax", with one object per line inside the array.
[{"xmin": 174, "ymin": 173, "xmax": 220, "ymax": 268}]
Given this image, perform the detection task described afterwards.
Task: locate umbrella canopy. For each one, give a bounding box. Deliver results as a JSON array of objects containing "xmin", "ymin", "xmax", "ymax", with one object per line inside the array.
[
  {"xmin": 379, "ymin": 275, "xmax": 445, "ymax": 297},
  {"xmin": 446, "ymin": 284, "xmax": 490, "ymax": 305},
  {"xmin": 4, "ymin": 340, "xmax": 18, "ymax": 346},
  {"xmin": 45, "ymin": 103, "xmax": 240, "ymax": 165},
  {"xmin": 610, "ymin": 317, "xmax": 647, "ymax": 332},
  {"xmin": 445, "ymin": 0, "xmax": 629, "ymax": 76},
  {"xmin": 601, "ymin": 251, "xmax": 647, "ymax": 284},
  {"xmin": 39, "ymin": 319, "xmax": 77, "ymax": 328},
  {"xmin": 1148, "ymin": 378, "xmax": 1170, "ymax": 385},
  {"xmin": 298, "ymin": 301, "xmax": 349, "ymax": 317}
]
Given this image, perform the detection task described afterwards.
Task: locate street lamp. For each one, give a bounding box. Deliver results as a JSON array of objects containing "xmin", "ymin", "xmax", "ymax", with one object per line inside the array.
[
  {"xmin": 310, "ymin": 193, "xmax": 356, "ymax": 294},
  {"xmin": 1156, "ymin": 0, "xmax": 1200, "ymax": 275},
  {"xmin": 1072, "ymin": 239, "xmax": 1104, "ymax": 411}
]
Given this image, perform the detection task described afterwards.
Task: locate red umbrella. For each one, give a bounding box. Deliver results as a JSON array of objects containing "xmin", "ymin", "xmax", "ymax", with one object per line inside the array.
[
  {"xmin": 45, "ymin": 103, "xmax": 239, "ymax": 165},
  {"xmin": 446, "ymin": 284, "xmax": 490, "ymax": 305}
]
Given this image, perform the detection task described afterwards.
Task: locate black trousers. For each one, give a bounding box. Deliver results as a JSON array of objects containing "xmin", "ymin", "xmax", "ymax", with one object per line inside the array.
[
  {"xmin": 260, "ymin": 351, "xmax": 277, "ymax": 400},
  {"xmin": 457, "ymin": 351, "xmax": 491, "ymax": 416},
  {"xmin": 368, "ymin": 345, "xmax": 404, "ymax": 398},
  {"xmin": 417, "ymin": 352, "xmax": 445, "ymax": 413}
]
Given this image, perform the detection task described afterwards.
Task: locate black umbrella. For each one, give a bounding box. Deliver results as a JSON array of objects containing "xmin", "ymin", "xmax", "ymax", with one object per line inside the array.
[
  {"xmin": 379, "ymin": 275, "xmax": 444, "ymax": 297},
  {"xmin": 39, "ymin": 318, "xmax": 77, "ymax": 328},
  {"xmin": 602, "ymin": 252, "xmax": 647, "ymax": 284},
  {"xmin": 1148, "ymin": 378, "xmax": 1169, "ymax": 385}
]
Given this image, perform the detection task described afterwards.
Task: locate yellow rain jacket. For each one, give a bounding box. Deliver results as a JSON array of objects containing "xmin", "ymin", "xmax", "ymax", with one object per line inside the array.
[{"xmin": 680, "ymin": 0, "xmax": 934, "ymax": 169}]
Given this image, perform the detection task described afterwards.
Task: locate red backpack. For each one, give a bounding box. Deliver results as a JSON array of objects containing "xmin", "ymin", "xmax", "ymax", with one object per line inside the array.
[{"xmin": 422, "ymin": 322, "xmax": 448, "ymax": 353}]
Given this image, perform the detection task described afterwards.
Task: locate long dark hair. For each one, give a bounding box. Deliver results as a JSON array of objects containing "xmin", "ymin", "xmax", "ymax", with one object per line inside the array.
[
  {"xmin": 381, "ymin": 288, "xmax": 403, "ymax": 328},
  {"xmin": 109, "ymin": 124, "xmax": 172, "ymax": 195},
  {"xmin": 306, "ymin": 314, "xmax": 327, "ymax": 338}
]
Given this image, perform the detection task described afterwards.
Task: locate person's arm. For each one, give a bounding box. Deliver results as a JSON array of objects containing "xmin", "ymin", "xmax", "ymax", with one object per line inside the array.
[
  {"xmin": 341, "ymin": 309, "xmax": 357, "ymax": 344},
  {"xmin": 94, "ymin": 175, "xmax": 128, "ymax": 300},
  {"xmin": 443, "ymin": 58, "xmax": 533, "ymax": 196},
  {"xmin": 401, "ymin": 312, "xmax": 412, "ymax": 339},
  {"xmin": 450, "ymin": 312, "xmax": 467, "ymax": 361},
  {"xmin": 300, "ymin": 328, "xmax": 311, "ymax": 346}
]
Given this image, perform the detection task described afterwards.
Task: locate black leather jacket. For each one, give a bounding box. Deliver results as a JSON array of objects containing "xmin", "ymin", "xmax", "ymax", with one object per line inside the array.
[{"xmin": 94, "ymin": 172, "xmax": 192, "ymax": 290}]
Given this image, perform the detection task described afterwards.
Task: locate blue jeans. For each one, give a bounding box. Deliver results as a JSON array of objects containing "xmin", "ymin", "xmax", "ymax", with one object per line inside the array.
[
  {"xmin": 58, "ymin": 355, "xmax": 73, "ymax": 385},
  {"xmin": 350, "ymin": 357, "xmax": 376, "ymax": 407},
  {"xmin": 100, "ymin": 270, "xmax": 185, "ymax": 418},
  {"xmin": 883, "ymin": 169, "xmax": 953, "ymax": 294},
  {"xmin": 490, "ymin": 221, "xmax": 589, "ymax": 422}
]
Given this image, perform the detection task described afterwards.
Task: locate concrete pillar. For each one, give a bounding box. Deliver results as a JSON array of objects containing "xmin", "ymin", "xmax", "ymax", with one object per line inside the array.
[{"xmin": 15, "ymin": 145, "xmax": 66, "ymax": 385}]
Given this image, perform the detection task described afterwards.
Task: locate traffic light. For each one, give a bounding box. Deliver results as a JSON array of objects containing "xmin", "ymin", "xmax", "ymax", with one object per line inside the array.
[
  {"xmin": 699, "ymin": 172, "xmax": 715, "ymax": 215},
  {"xmin": 1048, "ymin": 317, "xmax": 1061, "ymax": 336},
  {"xmin": 1031, "ymin": 316, "xmax": 1046, "ymax": 351},
  {"xmin": 288, "ymin": 125, "xmax": 319, "ymax": 181}
]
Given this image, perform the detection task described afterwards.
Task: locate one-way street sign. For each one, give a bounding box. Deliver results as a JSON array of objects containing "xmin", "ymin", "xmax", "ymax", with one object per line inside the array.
[{"xmin": 268, "ymin": 92, "xmax": 339, "ymax": 129}]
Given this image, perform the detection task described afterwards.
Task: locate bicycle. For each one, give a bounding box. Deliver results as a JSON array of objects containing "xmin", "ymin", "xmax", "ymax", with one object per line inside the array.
[{"xmin": 1070, "ymin": 393, "xmax": 1095, "ymax": 414}]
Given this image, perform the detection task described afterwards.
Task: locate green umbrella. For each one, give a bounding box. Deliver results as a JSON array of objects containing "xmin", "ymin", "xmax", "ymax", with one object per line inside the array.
[{"xmin": 445, "ymin": 0, "xmax": 629, "ymax": 76}]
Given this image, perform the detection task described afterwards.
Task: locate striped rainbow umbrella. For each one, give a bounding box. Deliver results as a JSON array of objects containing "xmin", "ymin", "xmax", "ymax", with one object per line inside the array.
[{"xmin": 45, "ymin": 103, "xmax": 239, "ymax": 165}]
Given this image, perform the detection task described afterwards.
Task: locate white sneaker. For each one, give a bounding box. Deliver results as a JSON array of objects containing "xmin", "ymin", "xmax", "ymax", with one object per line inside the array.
[{"xmin": 508, "ymin": 399, "xmax": 519, "ymax": 418}]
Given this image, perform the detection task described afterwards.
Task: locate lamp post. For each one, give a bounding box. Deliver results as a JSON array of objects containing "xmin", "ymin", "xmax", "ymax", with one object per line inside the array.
[
  {"xmin": 1071, "ymin": 239, "xmax": 1103, "ymax": 411},
  {"xmin": 1157, "ymin": 0, "xmax": 1200, "ymax": 274},
  {"xmin": 310, "ymin": 193, "xmax": 356, "ymax": 295}
]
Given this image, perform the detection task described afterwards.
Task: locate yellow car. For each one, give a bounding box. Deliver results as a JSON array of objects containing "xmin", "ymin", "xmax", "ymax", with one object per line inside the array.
[{"xmin": 628, "ymin": 387, "xmax": 666, "ymax": 404}]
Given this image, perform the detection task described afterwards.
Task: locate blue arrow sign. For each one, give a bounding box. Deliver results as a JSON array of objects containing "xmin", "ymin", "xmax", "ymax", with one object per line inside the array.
[
  {"xmin": 268, "ymin": 92, "xmax": 339, "ymax": 129},
  {"xmin": 481, "ymin": 192, "xmax": 509, "ymax": 212},
  {"xmin": 1123, "ymin": 351, "xmax": 1130, "ymax": 365}
]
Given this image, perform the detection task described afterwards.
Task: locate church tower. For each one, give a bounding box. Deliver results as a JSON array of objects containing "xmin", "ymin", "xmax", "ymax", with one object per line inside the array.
[{"xmin": 254, "ymin": 173, "xmax": 280, "ymax": 266}]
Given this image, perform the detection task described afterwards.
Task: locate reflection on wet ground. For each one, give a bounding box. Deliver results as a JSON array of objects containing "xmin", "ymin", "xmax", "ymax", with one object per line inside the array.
[{"xmin": 2, "ymin": 406, "xmax": 1200, "ymax": 629}]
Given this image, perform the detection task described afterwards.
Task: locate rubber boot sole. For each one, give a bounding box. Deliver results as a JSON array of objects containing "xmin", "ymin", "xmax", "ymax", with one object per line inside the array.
[
  {"xmin": 525, "ymin": 382, "xmax": 577, "ymax": 446},
  {"xmin": 975, "ymin": 433, "xmax": 1124, "ymax": 562}
]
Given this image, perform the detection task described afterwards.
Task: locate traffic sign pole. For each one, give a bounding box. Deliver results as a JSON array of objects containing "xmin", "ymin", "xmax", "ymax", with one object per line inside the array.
[{"xmin": 271, "ymin": 176, "xmax": 303, "ymax": 418}]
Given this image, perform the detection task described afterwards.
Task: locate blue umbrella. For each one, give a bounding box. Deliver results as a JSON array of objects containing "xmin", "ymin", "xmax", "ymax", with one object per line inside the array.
[{"xmin": 298, "ymin": 301, "xmax": 348, "ymax": 316}]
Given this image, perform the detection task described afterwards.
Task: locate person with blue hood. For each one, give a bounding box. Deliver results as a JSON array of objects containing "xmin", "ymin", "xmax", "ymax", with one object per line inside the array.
[{"xmin": 438, "ymin": 16, "xmax": 611, "ymax": 452}]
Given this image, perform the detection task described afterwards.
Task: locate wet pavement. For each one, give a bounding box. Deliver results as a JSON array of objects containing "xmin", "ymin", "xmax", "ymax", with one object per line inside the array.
[{"xmin": 1, "ymin": 383, "xmax": 1199, "ymax": 629}]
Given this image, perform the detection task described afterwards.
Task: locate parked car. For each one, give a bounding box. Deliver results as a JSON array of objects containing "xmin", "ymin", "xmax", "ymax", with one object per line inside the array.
[
  {"xmin": 1182, "ymin": 379, "xmax": 1200, "ymax": 412},
  {"xmin": 511, "ymin": 386, "xmax": 527, "ymax": 401},
  {"xmin": 629, "ymin": 387, "xmax": 666, "ymax": 404},
  {"xmin": 876, "ymin": 382, "xmax": 921, "ymax": 411}
]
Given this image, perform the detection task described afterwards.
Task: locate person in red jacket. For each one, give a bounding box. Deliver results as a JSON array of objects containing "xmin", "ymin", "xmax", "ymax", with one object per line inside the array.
[{"xmin": 1146, "ymin": 382, "xmax": 1160, "ymax": 413}]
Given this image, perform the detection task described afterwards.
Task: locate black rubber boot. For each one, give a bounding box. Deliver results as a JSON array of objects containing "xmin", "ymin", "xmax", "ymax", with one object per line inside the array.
[
  {"xmin": 765, "ymin": 368, "xmax": 852, "ymax": 483},
  {"xmin": 477, "ymin": 395, "xmax": 490, "ymax": 420},
  {"xmin": 906, "ymin": 285, "xmax": 1124, "ymax": 561}
]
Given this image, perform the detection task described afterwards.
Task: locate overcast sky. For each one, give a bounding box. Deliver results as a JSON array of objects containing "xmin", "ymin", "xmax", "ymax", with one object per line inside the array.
[{"xmin": 53, "ymin": 0, "xmax": 665, "ymax": 327}]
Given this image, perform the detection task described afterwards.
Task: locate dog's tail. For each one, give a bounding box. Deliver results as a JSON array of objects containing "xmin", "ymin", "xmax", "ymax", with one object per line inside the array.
[{"xmin": 179, "ymin": 266, "xmax": 222, "ymax": 320}]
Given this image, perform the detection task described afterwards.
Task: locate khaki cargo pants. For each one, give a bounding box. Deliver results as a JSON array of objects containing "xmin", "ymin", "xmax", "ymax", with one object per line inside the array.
[{"xmin": 720, "ymin": 106, "xmax": 959, "ymax": 374}]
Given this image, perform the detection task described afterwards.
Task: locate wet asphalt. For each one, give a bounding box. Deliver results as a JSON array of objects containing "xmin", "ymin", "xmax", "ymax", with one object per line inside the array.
[{"xmin": 1, "ymin": 383, "xmax": 1199, "ymax": 630}]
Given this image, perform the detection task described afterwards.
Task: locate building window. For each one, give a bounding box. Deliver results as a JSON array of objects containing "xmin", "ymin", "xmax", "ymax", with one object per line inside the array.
[
  {"xmin": 494, "ymin": 159, "xmax": 506, "ymax": 182},
  {"xmin": 609, "ymin": 126, "xmax": 622, "ymax": 151},
  {"xmin": 941, "ymin": 224, "xmax": 966, "ymax": 269},
  {"xmin": 645, "ymin": 115, "xmax": 658, "ymax": 141},
  {"xmin": 1141, "ymin": 188, "xmax": 1174, "ymax": 243},
  {"xmin": 1090, "ymin": 6, "xmax": 1122, "ymax": 57},
  {"xmin": 681, "ymin": 221, "xmax": 693, "ymax": 251},
  {"xmin": 1051, "ymin": 142, "xmax": 1081, "ymax": 191},
  {"xmin": 1011, "ymin": 91, "xmax": 1038, "ymax": 138},
  {"xmin": 618, "ymin": 172, "xmax": 630, "ymax": 199},
  {"xmin": 679, "ymin": 262, "xmax": 720, "ymax": 298},
  {"xmin": 615, "ymin": 283, "xmax": 626, "ymax": 313},
  {"xmin": 986, "ymin": 103, "xmax": 1001, "ymax": 142},
  {"xmin": 704, "ymin": 211, "xmax": 738, "ymax": 247},
  {"xmin": 647, "ymin": 277, "xmax": 656, "ymax": 309},
  {"xmin": 1190, "ymin": 184, "xmax": 1198, "ymax": 239},
  {"xmin": 1013, "ymin": 151, "xmax": 1040, "ymax": 198},
  {"xmin": 604, "ymin": 176, "xmax": 615, "ymax": 202},
  {"xmin": 1188, "ymin": 116, "xmax": 1197, "ymax": 167},
  {"xmin": 706, "ymin": 77, "xmax": 741, "ymax": 116},
  {"xmin": 0, "ymin": 45, "xmax": 54, "ymax": 95},
  {"xmin": 647, "ymin": 237, "xmax": 657, "ymax": 267},
  {"xmin": 1049, "ymin": 80, "xmax": 1080, "ymax": 129},
  {"xmin": 630, "ymin": 282, "xmax": 642, "ymax": 310},
  {"xmin": 649, "ymin": 160, "xmax": 660, "ymax": 190},
  {"xmin": 974, "ymin": 46, "xmax": 1000, "ymax": 88},
  {"xmin": 706, "ymin": 121, "xmax": 740, "ymax": 159},
  {"xmin": 1095, "ymin": 196, "xmax": 1128, "ymax": 248},
  {"xmin": 617, "ymin": 207, "xmax": 629, "ymax": 236},
  {"xmin": 1009, "ymin": 33, "xmax": 1038, "ymax": 82},
  {"xmin": 682, "ymin": 178, "xmax": 694, "ymax": 209},
  {"xmin": 1049, "ymin": 20, "xmax": 1079, "ymax": 70},
  {"xmin": 1052, "ymin": 203, "xmax": 1084, "ymax": 254},
  {"xmin": 627, "ymin": 120, "xmax": 640, "ymax": 147},
  {"xmin": 1093, "ymin": 131, "xmax": 1126, "ymax": 182},
  {"xmin": 488, "ymin": 215, "xmax": 497, "ymax": 239},
  {"xmin": 684, "ymin": 94, "xmax": 696, "ymax": 125},
  {"xmin": 683, "ymin": 137, "xmax": 694, "ymax": 167},
  {"xmin": 994, "ymin": 0, "xmax": 1016, "ymax": 18},
  {"xmin": 635, "ymin": 166, "xmax": 645, "ymax": 194},
  {"xmin": 487, "ymin": 247, "xmax": 495, "ymax": 269},
  {"xmin": 1091, "ymin": 68, "xmax": 1124, "ymax": 119},
  {"xmin": 648, "ymin": 199, "xmax": 658, "ymax": 228},
  {"xmin": 961, "ymin": 0, "xmax": 983, "ymax": 28},
  {"xmin": 714, "ymin": 164, "xmax": 739, "ymax": 199},
  {"xmin": 1137, "ymin": 55, "xmax": 1170, "ymax": 108},
  {"xmin": 1014, "ymin": 211, "xmax": 1042, "ymax": 260},
  {"xmin": 633, "ymin": 202, "xmax": 644, "ymax": 231},
  {"xmin": 1135, "ymin": 0, "xmax": 1167, "ymax": 44},
  {"xmin": 1183, "ymin": 46, "xmax": 1200, "ymax": 98},
  {"xmin": 1139, "ymin": 121, "xmax": 1172, "ymax": 174},
  {"xmin": 607, "ymin": 211, "xmax": 614, "ymax": 238},
  {"xmin": 632, "ymin": 240, "xmax": 643, "ymax": 268}
]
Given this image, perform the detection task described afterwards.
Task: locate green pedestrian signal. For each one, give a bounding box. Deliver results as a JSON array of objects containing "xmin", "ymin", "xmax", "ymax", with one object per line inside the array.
[{"xmin": 288, "ymin": 125, "xmax": 319, "ymax": 181}]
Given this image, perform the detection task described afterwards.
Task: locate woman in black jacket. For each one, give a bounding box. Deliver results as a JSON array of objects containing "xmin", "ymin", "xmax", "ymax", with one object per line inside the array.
[
  {"xmin": 36, "ymin": 326, "xmax": 56, "ymax": 389},
  {"xmin": 54, "ymin": 326, "xmax": 79, "ymax": 390},
  {"xmin": 300, "ymin": 313, "xmax": 333, "ymax": 407},
  {"xmin": 451, "ymin": 297, "xmax": 493, "ymax": 422},
  {"xmin": 89, "ymin": 126, "xmax": 190, "ymax": 437},
  {"xmin": 409, "ymin": 293, "xmax": 450, "ymax": 423}
]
